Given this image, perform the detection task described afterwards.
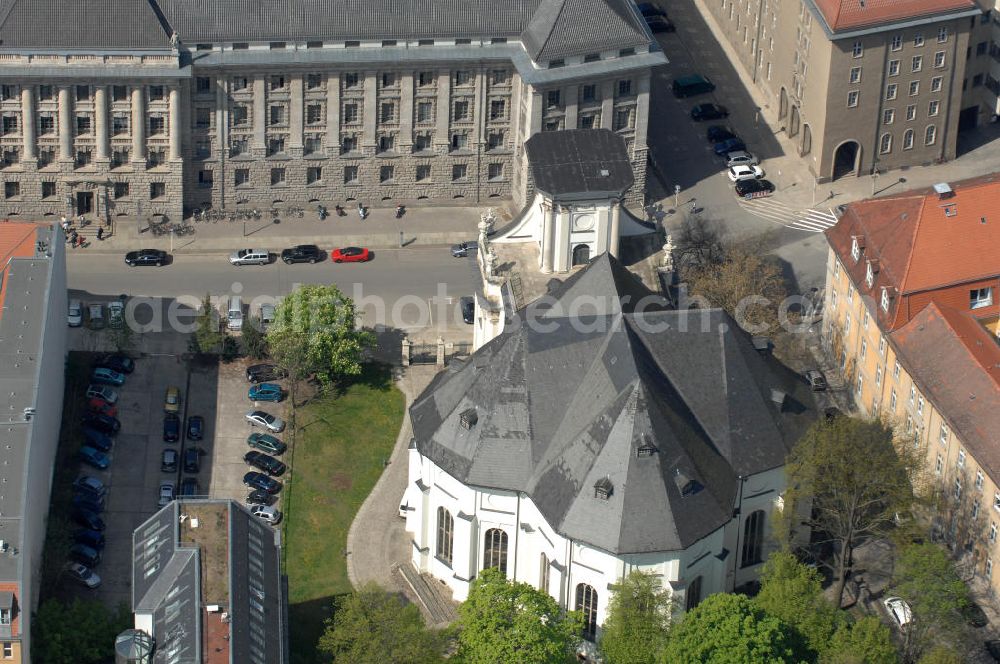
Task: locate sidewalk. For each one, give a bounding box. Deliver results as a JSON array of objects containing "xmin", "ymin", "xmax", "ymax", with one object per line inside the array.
[{"xmin": 67, "ymin": 205, "xmax": 491, "ymax": 255}]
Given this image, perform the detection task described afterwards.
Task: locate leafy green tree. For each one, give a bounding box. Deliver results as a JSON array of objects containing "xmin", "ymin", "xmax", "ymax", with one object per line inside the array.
[
  {"xmin": 190, "ymin": 293, "xmax": 224, "ymax": 354},
  {"xmin": 781, "ymin": 416, "xmax": 917, "ymax": 608},
  {"xmin": 821, "ymin": 616, "xmax": 897, "ymax": 664},
  {"xmin": 241, "ymin": 315, "xmax": 268, "ymax": 359},
  {"xmin": 265, "ymin": 284, "xmax": 374, "ymax": 400},
  {"xmin": 917, "ymin": 646, "xmax": 963, "ymax": 664},
  {"xmin": 318, "ymin": 583, "xmax": 447, "ymax": 664},
  {"xmin": 753, "ymin": 552, "xmax": 842, "ymax": 659},
  {"xmin": 659, "ymin": 592, "xmax": 807, "ymax": 664},
  {"xmin": 456, "ymin": 567, "xmax": 582, "ymax": 664},
  {"xmin": 33, "ymin": 598, "xmax": 131, "ymax": 664},
  {"xmin": 892, "ymin": 543, "xmax": 969, "ymax": 661},
  {"xmin": 600, "ymin": 570, "xmax": 674, "ymax": 664}
]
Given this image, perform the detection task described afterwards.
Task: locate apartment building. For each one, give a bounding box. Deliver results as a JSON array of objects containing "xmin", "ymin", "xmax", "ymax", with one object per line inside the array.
[
  {"xmin": 702, "ymin": 0, "xmax": 981, "ymax": 181},
  {"xmin": 0, "ymin": 0, "xmax": 665, "ymax": 223},
  {"xmin": 822, "ymin": 174, "xmax": 1000, "ymax": 593}
]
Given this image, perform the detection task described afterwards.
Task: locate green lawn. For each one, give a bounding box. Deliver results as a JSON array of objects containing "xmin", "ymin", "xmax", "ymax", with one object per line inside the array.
[{"xmin": 283, "ymin": 363, "xmax": 404, "ymax": 664}]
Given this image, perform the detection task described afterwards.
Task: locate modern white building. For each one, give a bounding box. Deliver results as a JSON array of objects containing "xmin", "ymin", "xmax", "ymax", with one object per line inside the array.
[{"xmin": 403, "ymin": 255, "xmax": 817, "ymax": 641}]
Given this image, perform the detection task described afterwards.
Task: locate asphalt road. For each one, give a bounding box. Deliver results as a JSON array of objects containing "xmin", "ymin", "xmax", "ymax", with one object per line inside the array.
[{"xmin": 67, "ymin": 247, "xmax": 480, "ymax": 340}]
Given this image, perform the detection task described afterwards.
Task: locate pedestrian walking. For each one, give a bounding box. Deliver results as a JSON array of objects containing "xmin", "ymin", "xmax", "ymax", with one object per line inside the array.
[{"xmin": 96, "ymin": 227, "xmax": 104, "ymax": 241}]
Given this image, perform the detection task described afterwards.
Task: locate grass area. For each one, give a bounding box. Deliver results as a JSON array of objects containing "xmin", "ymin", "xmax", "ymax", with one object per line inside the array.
[{"xmin": 283, "ymin": 363, "xmax": 404, "ymax": 664}]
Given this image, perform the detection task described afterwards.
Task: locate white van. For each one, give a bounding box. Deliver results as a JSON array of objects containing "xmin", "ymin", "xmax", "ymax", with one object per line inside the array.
[{"xmin": 227, "ymin": 296, "xmax": 244, "ymax": 331}]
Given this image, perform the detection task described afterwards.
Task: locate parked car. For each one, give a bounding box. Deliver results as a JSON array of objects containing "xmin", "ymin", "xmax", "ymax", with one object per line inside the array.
[
  {"xmin": 161, "ymin": 448, "xmax": 178, "ymax": 472},
  {"xmin": 88, "ymin": 303, "xmax": 105, "ymax": 329},
  {"xmin": 331, "ymin": 246, "xmax": 371, "ymax": 263},
  {"xmin": 183, "ymin": 447, "xmax": 201, "ymax": 473},
  {"xmin": 125, "ymin": 248, "xmax": 168, "ymax": 267},
  {"xmin": 246, "ymin": 363, "xmax": 285, "ymax": 383},
  {"xmin": 71, "ymin": 507, "xmax": 105, "ymax": 532},
  {"xmin": 451, "ymin": 241, "xmax": 478, "ymax": 258},
  {"xmin": 713, "ymin": 137, "xmax": 747, "ymax": 156},
  {"xmin": 73, "ymin": 475, "xmax": 107, "ymax": 499},
  {"xmin": 158, "ymin": 481, "xmax": 176, "ymax": 507},
  {"xmin": 229, "ymin": 248, "xmax": 270, "ymax": 265},
  {"xmin": 72, "ymin": 528, "xmax": 105, "ymax": 550},
  {"xmin": 636, "ymin": 1, "xmax": 665, "ymax": 17},
  {"xmin": 180, "ymin": 477, "xmax": 200, "ymax": 496},
  {"xmin": 672, "ymin": 74, "xmax": 715, "ymax": 98},
  {"xmin": 95, "ymin": 354, "xmax": 134, "ymax": 374},
  {"xmin": 248, "ymin": 383, "xmax": 283, "ymax": 402},
  {"xmin": 69, "ymin": 543, "xmax": 102, "ymax": 567},
  {"xmin": 727, "ymin": 165, "xmax": 765, "ymax": 182},
  {"xmin": 107, "ymin": 300, "xmax": 125, "ymax": 329},
  {"xmin": 81, "ymin": 412, "xmax": 120, "ymax": 434},
  {"xmin": 725, "ymin": 150, "xmax": 760, "ymax": 168},
  {"xmin": 90, "ymin": 367, "xmax": 126, "ymax": 387},
  {"xmin": 281, "ymin": 244, "xmax": 323, "ymax": 264},
  {"xmin": 884, "ymin": 596, "xmax": 912, "ymax": 628},
  {"xmin": 81, "ymin": 426, "xmax": 113, "ymax": 452},
  {"xmin": 86, "ymin": 398, "xmax": 117, "ymax": 418},
  {"xmin": 78, "ymin": 446, "xmax": 110, "ymax": 470},
  {"xmin": 246, "ymin": 410, "xmax": 285, "ymax": 433},
  {"xmin": 164, "ymin": 386, "xmax": 181, "ymax": 414},
  {"xmin": 163, "ymin": 414, "xmax": 180, "ymax": 443},
  {"xmin": 68, "ymin": 299, "xmax": 83, "ymax": 327},
  {"xmin": 734, "ymin": 179, "xmax": 775, "ymax": 197},
  {"xmin": 71, "ymin": 493, "xmax": 105, "ymax": 514},
  {"xmin": 460, "ymin": 296, "xmax": 475, "ymax": 324},
  {"xmin": 247, "ymin": 432, "xmax": 287, "ymax": 455},
  {"xmin": 243, "ymin": 471, "xmax": 281, "ymax": 494},
  {"xmin": 691, "ymin": 103, "xmax": 728, "ymax": 121},
  {"xmin": 259, "ymin": 303, "xmax": 276, "ymax": 331},
  {"xmin": 706, "ymin": 125, "xmax": 738, "ymax": 143},
  {"xmin": 805, "ymin": 369, "xmax": 828, "ymax": 391},
  {"xmin": 251, "ymin": 504, "xmax": 283, "ymax": 525},
  {"xmin": 86, "ymin": 384, "xmax": 118, "ymax": 404},
  {"xmin": 64, "ymin": 562, "xmax": 101, "ymax": 589},
  {"xmin": 244, "ymin": 451, "xmax": 286, "ymax": 476},
  {"xmin": 246, "ymin": 489, "xmax": 276, "ymax": 506},
  {"xmin": 187, "ymin": 415, "xmax": 204, "ymax": 441},
  {"xmin": 645, "ymin": 14, "xmax": 675, "ymax": 32},
  {"xmin": 964, "ymin": 601, "xmax": 989, "ymax": 628}
]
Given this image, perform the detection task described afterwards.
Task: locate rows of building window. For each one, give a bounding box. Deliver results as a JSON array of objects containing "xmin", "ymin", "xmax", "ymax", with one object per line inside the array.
[
  {"xmin": 224, "ymin": 162, "xmax": 506, "ymax": 189},
  {"xmin": 3, "ymin": 179, "xmax": 165, "ymax": 201}
]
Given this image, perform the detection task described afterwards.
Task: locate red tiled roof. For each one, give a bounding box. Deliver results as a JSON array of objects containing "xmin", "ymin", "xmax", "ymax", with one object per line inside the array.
[
  {"xmin": 890, "ymin": 302, "xmax": 1000, "ymax": 480},
  {"xmin": 812, "ymin": 0, "xmax": 977, "ymax": 32}
]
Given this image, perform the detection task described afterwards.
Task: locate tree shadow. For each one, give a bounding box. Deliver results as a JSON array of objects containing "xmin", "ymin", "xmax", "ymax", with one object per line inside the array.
[{"xmin": 288, "ymin": 594, "xmax": 343, "ymax": 664}]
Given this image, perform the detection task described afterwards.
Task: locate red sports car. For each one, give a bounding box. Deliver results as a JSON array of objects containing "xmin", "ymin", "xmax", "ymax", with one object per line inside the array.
[
  {"xmin": 87, "ymin": 398, "xmax": 118, "ymax": 418},
  {"xmin": 331, "ymin": 247, "xmax": 371, "ymax": 263}
]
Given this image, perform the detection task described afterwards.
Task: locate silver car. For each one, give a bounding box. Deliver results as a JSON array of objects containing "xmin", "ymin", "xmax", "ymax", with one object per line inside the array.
[
  {"xmin": 229, "ymin": 248, "xmax": 269, "ymax": 266},
  {"xmin": 245, "ymin": 410, "xmax": 285, "ymax": 433},
  {"xmin": 158, "ymin": 481, "xmax": 176, "ymax": 508},
  {"xmin": 64, "ymin": 562, "xmax": 101, "ymax": 589},
  {"xmin": 251, "ymin": 504, "xmax": 283, "ymax": 525},
  {"xmin": 725, "ymin": 150, "xmax": 759, "ymax": 168}
]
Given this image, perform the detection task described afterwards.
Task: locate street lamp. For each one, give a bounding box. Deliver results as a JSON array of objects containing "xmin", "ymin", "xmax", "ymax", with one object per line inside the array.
[{"xmin": 871, "ymin": 165, "xmax": 879, "ymax": 196}]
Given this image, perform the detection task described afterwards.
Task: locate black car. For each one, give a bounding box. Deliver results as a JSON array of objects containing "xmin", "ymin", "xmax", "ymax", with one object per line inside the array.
[
  {"xmin": 243, "ymin": 471, "xmax": 281, "ymax": 494},
  {"xmin": 72, "ymin": 528, "xmax": 105, "ymax": 550},
  {"xmin": 72, "ymin": 508, "xmax": 106, "ymax": 532},
  {"xmin": 187, "ymin": 415, "xmax": 204, "ymax": 441},
  {"xmin": 246, "ymin": 363, "xmax": 285, "ymax": 383},
  {"xmin": 706, "ymin": 125, "xmax": 738, "ymax": 143},
  {"xmin": 163, "ymin": 414, "xmax": 180, "ymax": 443},
  {"xmin": 72, "ymin": 493, "xmax": 105, "ymax": 513},
  {"xmin": 244, "ymin": 451, "xmax": 286, "ymax": 477},
  {"xmin": 964, "ymin": 601, "xmax": 989, "ymax": 628},
  {"xmin": 734, "ymin": 179, "xmax": 776, "ymax": 197},
  {"xmin": 161, "ymin": 448, "xmax": 178, "ymax": 472},
  {"xmin": 460, "ymin": 296, "xmax": 475, "ymax": 325},
  {"xmin": 691, "ymin": 103, "xmax": 729, "ymax": 121},
  {"xmin": 645, "ymin": 15, "xmax": 675, "ymax": 32},
  {"xmin": 125, "ymin": 249, "xmax": 168, "ymax": 267},
  {"xmin": 636, "ymin": 1, "xmax": 665, "ymax": 17},
  {"xmin": 94, "ymin": 353, "xmax": 135, "ymax": 374},
  {"xmin": 69, "ymin": 544, "xmax": 102, "ymax": 568},
  {"xmin": 184, "ymin": 447, "xmax": 201, "ymax": 473},
  {"xmin": 246, "ymin": 489, "xmax": 275, "ymax": 506},
  {"xmin": 180, "ymin": 477, "xmax": 200, "ymax": 496},
  {"xmin": 281, "ymin": 244, "xmax": 324, "ymax": 264},
  {"xmin": 81, "ymin": 412, "xmax": 120, "ymax": 435}
]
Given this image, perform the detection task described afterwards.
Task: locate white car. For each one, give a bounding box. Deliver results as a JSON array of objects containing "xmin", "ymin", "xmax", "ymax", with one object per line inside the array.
[
  {"xmin": 64, "ymin": 562, "xmax": 101, "ymax": 589},
  {"xmin": 725, "ymin": 150, "xmax": 759, "ymax": 168},
  {"xmin": 251, "ymin": 504, "xmax": 283, "ymax": 525},
  {"xmin": 246, "ymin": 410, "xmax": 285, "ymax": 433},
  {"xmin": 884, "ymin": 596, "xmax": 912, "ymax": 628},
  {"xmin": 229, "ymin": 248, "xmax": 269, "ymax": 266},
  {"xmin": 158, "ymin": 481, "xmax": 176, "ymax": 508},
  {"xmin": 108, "ymin": 300, "xmax": 125, "ymax": 329},
  {"xmin": 85, "ymin": 384, "xmax": 119, "ymax": 404},
  {"xmin": 68, "ymin": 299, "xmax": 83, "ymax": 327},
  {"xmin": 727, "ymin": 164, "xmax": 765, "ymax": 182}
]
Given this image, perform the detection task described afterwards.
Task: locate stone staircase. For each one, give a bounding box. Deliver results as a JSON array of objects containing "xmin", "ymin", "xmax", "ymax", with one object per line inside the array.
[{"xmin": 394, "ymin": 562, "xmax": 459, "ymax": 628}]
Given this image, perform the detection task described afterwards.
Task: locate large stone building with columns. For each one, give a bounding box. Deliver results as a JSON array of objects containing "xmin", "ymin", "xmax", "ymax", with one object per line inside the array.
[{"xmin": 0, "ymin": 0, "xmax": 665, "ymax": 223}]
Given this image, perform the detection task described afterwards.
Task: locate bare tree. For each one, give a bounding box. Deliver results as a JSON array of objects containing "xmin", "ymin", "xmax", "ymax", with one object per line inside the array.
[{"xmin": 672, "ymin": 215, "xmax": 725, "ymax": 274}]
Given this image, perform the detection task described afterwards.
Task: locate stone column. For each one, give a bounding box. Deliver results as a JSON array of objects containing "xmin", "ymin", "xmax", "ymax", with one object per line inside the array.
[
  {"xmin": 326, "ymin": 73, "xmax": 341, "ymax": 156},
  {"xmin": 564, "ymin": 84, "xmax": 579, "ymax": 130},
  {"xmin": 216, "ymin": 78, "xmax": 228, "ymax": 157},
  {"xmin": 362, "ymin": 71, "xmax": 377, "ymax": 148},
  {"xmin": 553, "ymin": 206, "xmax": 570, "ymax": 272},
  {"xmin": 609, "ymin": 200, "xmax": 621, "ymax": 258},
  {"xmin": 168, "ymin": 86, "xmax": 181, "ymax": 160},
  {"xmin": 252, "ymin": 77, "xmax": 266, "ymax": 153},
  {"xmin": 58, "ymin": 85, "xmax": 73, "ymax": 161},
  {"xmin": 289, "ymin": 74, "xmax": 303, "ymax": 150},
  {"xmin": 633, "ymin": 73, "xmax": 651, "ymax": 150},
  {"xmin": 540, "ymin": 201, "xmax": 556, "ymax": 274},
  {"xmin": 472, "ymin": 69, "xmax": 486, "ymax": 144},
  {"xmin": 399, "ymin": 72, "xmax": 414, "ymax": 150},
  {"xmin": 20, "ymin": 87, "xmax": 35, "ymax": 161},
  {"xmin": 600, "ymin": 80, "xmax": 615, "ymax": 129},
  {"xmin": 435, "ymin": 70, "xmax": 451, "ymax": 148},
  {"xmin": 529, "ymin": 90, "xmax": 543, "ymax": 134},
  {"xmin": 94, "ymin": 86, "xmax": 109, "ymax": 161},
  {"xmin": 131, "ymin": 86, "xmax": 146, "ymax": 163}
]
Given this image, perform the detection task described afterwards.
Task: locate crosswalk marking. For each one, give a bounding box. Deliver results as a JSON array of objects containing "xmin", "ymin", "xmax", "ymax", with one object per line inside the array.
[{"xmin": 736, "ymin": 197, "xmax": 838, "ymax": 232}]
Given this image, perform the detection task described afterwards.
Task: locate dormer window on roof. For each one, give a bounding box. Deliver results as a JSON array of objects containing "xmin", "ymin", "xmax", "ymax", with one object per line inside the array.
[
  {"xmin": 881, "ymin": 287, "xmax": 891, "ymax": 312},
  {"xmin": 851, "ymin": 236, "xmax": 862, "ymax": 262},
  {"xmin": 865, "ymin": 262, "xmax": 874, "ymax": 288},
  {"xmin": 674, "ymin": 468, "xmax": 702, "ymax": 497},
  {"xmin": 636, "ymin": 434, "xmax": 657, "ymax": 458},
  {"xmin": 594, "ymin": 477, "xmax": 613, "ymax": 500}
]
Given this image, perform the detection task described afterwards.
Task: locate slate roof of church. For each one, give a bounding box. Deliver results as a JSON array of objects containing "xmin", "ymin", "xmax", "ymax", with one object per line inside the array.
[
  {"xmin": 411, "ymin": 254, "xmax": 817, "ymax": 555},
  {"xmin": 525, "ymin": 129, "xmax": 635, "ymax": 201}
]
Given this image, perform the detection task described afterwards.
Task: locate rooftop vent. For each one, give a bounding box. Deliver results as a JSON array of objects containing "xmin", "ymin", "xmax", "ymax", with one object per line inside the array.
[
  {"xmin": 751, "ymin": 336, "xmax": 771, "ymax": 354},
  {"xmin": 636, "ymin": 435, "xmax": 657, "ymax": 457},
  {"xmin": 932, "ymin": 182, "xmax": 954, "ymax": 199},
  {"xmin": 459, "ymin": 408, "xmax": 478, "ymax": 430},
  {"xmin": 770, "ymin": 389, "xmax": 787, "ymax": 407},
  {"xmin": 674, "ymin": 468, "xmax": 703, "ymax": 497},
  {"xmin": 942, "ymin": 203, "xmax": 957, "ymax": 217},
  {"xmin": 594, "ymin": 476, "xmax": 613, "ymax": 500},
  {"xmin": 599, "ymin": 168, "xmax": 610, "ymax": 177}
]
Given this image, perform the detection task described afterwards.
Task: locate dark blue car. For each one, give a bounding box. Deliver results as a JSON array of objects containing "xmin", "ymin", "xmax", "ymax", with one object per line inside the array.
[
  {"xmin": 72, "ymin": 493, "xmax": 105, "ymax": 513},
  {"xmin": 81, "ymin": 426, "xmax": 113, "ymax": 452},
  {"xmin": 163, "ymin": 414, "xmax": 180, "ymax": 443},
  {"xmin": 714, "ymin": 138, "xmax": 746, "ymax": 156},
  {"xmin": 72, "ymin": 528, "xmax": 105, "ymax": 550},
  {"xmin": 187, "ymin": 415, "xmax": 204, "ymax": 441},
  {"xmin": 71, "ymin": 508, "xmax": 105, "ymax": 532},
  {"xmin": 78, "ymin": 446, "xmax": 110, "ymax": 470},
  {"xmin": 243, "ymin": 471, "xmax": 281, "ymax": 494},
  {"xmin": 81, "ymin": 412, "xmax": 120, "ymax": 435}
]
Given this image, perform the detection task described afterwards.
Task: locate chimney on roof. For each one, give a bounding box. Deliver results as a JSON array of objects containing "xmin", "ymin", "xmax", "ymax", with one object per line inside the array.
[
  {"xmin": 770, "ymin": 389, "xmax": 787, "ymax": 408},
  {"xmin": 933, "ymin": 182, "xmax": 954, "ymax": 199},
  {"xmin": 459, "ymin": 408, "xmax": 478, "ymax": 430}
]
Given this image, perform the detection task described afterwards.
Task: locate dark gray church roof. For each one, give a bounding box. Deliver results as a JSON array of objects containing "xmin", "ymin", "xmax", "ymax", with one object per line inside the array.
[
  {"xmin": 525, "ymin": 129, "xmax": 635, "ymax": 201},
  {"xmin": 411, "ymin": 255, "xmax": 817, "ymax": 554},
  {"xmin": 521, "ymin": 0, "xmax": 649, "ymax": 61}
]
